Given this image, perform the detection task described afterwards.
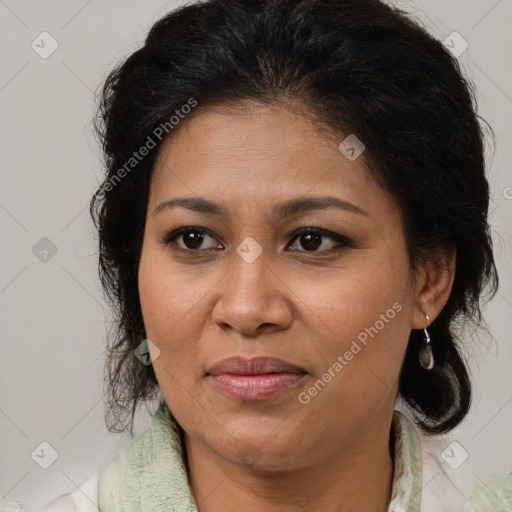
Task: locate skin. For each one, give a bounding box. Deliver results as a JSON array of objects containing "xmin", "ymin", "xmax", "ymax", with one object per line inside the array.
[{"xmin": 138, "ymin": 100, "xmax": 455, "ymax": 512}]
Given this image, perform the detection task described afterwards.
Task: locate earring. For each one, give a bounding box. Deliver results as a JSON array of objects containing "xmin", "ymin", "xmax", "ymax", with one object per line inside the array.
[{"xmin": 419, "ymin": 314, "xmax": 434, "ymax": 370}]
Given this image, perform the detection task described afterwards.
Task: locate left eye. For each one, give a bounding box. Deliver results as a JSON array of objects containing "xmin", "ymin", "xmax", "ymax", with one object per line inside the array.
[{"xmin": 288, "ymin": 228, "xmax": 348, "ymax": 252}]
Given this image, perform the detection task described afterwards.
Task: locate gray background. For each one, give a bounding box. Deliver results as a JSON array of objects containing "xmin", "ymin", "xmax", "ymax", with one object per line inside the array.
[{"xmin": 0, "ymin": 0, "xmax": 511, "ymax": 509}]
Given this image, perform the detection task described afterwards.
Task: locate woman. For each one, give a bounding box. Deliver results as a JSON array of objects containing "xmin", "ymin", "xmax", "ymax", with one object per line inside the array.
[{"xmin": 11, "ymin": 0, "xmax": 510, "ymax": 510}]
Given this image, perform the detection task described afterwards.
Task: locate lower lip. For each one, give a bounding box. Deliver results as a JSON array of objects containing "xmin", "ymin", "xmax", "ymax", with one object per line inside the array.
[{"xmin": 209, "ymin": 373, "xmax": 306, "ymax": 401}]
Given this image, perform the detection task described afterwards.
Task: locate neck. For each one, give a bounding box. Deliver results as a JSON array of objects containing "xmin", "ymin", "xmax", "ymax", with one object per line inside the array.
[{"xmin": 183, "ymin": 413, "xmax": 395, "ymax": 512}]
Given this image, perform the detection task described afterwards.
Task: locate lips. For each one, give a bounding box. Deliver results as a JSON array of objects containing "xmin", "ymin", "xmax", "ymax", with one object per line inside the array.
[
  {"xmin": 206, "ymin": 355, "xmax": 306, "ymax": 376},
  {"xmin": 206, "ymin": 356, "xmax": 307, "ymax": 401}
]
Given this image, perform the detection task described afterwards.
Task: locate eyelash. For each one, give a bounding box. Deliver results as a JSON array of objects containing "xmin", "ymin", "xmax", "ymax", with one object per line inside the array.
[{"xmin": 160, "ymin": 225, "xmax": 353, "ymax": 255}]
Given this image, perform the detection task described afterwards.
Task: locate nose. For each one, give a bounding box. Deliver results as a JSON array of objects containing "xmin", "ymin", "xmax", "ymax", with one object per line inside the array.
[{"xmin": 211, "ymin": 249, "xmax": 293, "ymax": 336}]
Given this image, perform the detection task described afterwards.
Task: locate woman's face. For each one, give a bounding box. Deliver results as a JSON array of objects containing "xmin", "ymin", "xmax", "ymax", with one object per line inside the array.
[{"xmin": 138, "ymin": 101, "xmax": 422, "ymax": 471}]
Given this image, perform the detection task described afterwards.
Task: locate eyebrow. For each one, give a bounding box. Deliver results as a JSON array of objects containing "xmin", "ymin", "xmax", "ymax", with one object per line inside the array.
[{"xmin": 153, "ymin": 196, "xmax": 369, "ymax": 218}]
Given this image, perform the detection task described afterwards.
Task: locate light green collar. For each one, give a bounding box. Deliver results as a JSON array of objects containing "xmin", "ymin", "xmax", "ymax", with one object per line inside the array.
[
  {"xmin": 98, "ymin": 402, "xmax": 196, "ymax": 512},
  {"xmin": 98, "ymin": 403, "xmax": 422, "ymax": 512},
  {"xmin": 388, "ymin": 410, "xmax": 422, "ymax": 512}
]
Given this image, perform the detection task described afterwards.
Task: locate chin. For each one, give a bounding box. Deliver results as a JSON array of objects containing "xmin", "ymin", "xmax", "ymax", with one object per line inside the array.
[{"xmin": 206, "ymin": 420, "xmax": 310, "ymax": 470}]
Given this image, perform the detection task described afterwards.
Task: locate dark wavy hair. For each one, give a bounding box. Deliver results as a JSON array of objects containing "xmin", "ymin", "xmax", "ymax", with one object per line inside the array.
[{"xmin": 90, "ymin": 0, "xmax": 498, "ymax": 436}]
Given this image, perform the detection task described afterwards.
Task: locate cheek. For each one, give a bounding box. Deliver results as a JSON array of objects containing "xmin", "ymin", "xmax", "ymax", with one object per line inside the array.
[
  {"xmin": 300, "ymin": 246, "xmax": 413, "ymax": 396},
  {"xmin": 138, "ymin": 244, "xmax": 225, "ymax": 402},
  {"xmin": 307, "ymin": 254, "xmax": 410, "ymax": 342},
  {"xmin": 138, "ymin": 255, "xmax": 206, "ymax": 416},
  {"xmin": 138, "ymin": 247, "xmax": 197, "ymax": 364},
  {"xmin": 139, "ymin": 241, "xmax": 203, "ymax": 335}
]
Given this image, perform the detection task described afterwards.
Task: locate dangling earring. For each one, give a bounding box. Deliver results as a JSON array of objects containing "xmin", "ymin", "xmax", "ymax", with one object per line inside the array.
[{"xmin": 419, "ymin": 314, "xmax": 434, "ymax": 370}]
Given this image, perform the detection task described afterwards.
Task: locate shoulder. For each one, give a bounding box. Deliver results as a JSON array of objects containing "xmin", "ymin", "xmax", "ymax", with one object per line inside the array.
[
  {"xmin": 0, "ymin": 473, "xmax": 100, "ymax": 512},
  {"xmin": 45, "ymin": 472, "xmax": 100, "ymax": 512},
  {"xmin": 0, "ymin": 433, "xmax": 137, "ymax": 511},
  {"xmin": 30, "ymin": 430, "xmax": 149, "ymax": 512},
  {"xmin": 466, "ymin": 474, "xmax": 512, "ymax": 511},
  {"xmin": 408, "ymin": 414, "xmax": 512, "ymax": 512},
  {"xmin": 417, "ymin": 426, "xmax": 467, "ymax": 511},
  {"xmin": 1, "ymin": 471, "xmax": 102, "ymax": 512},
  {"xmin": 33, "ymin": 437, "xmax": 143, "ymax": 512}
]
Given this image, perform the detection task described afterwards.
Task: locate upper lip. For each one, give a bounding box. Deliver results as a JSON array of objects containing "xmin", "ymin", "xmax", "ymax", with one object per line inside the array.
[{"xmin": 207, "ymin": 356, "xmax": 306, "ymax": 376}]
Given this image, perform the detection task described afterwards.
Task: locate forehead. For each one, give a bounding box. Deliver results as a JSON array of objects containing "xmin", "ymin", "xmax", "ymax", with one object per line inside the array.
[
  {"xmin": 149, "ymin": 101, "xmax": 391, "ymax": 219},
  {"xmin": 153, "ymin": 101, "xmax": 339, "ymax": 174}
]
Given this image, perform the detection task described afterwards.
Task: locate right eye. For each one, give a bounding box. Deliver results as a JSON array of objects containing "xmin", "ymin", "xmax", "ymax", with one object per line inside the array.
[{"xmin": 161, "ymin": 227, "xmax": 223, "ymax": 252}]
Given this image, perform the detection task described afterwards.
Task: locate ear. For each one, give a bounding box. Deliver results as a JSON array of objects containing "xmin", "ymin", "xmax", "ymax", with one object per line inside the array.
[{"xmin": 411, "ymin": 247, "xmax": 456, "ymax": 330}]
